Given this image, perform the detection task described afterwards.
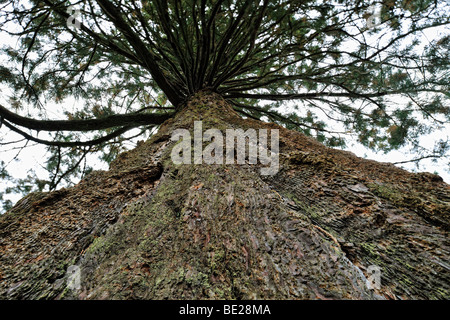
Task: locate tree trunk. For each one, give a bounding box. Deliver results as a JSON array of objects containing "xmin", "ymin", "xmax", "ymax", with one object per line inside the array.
[{"xmin": 1, "ymin": 90, "xmax": 449, "ymax": 300}]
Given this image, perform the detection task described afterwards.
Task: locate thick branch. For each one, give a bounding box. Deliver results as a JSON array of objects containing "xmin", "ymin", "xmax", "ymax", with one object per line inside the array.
[
  {"xmin": 2, "ymin": 120, "xmax": 135, "ymax": 147},
  {"xmin": 95, "ymin": 0, "xmax": 182, "ymax": 107},
  {"xmin": 0, "ymin": 103, "xmax": 173, "ymax": 132},
  {"xmin": 224, "ymin": 91, "xmax": 389, "ymax": 100}
]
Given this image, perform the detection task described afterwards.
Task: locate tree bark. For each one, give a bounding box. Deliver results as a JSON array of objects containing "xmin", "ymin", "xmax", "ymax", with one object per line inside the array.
[{"xmin": 0, "ymin": 90, "xmax": 449, "ymax": 299}]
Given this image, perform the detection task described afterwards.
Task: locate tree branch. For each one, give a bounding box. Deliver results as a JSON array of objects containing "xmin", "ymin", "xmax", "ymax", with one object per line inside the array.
[
  {"xmin": 95, "ymin": 0, "xmax": 183, "ymax": 107},
  {"xmin": 2, "ymin": 119, "xmax": 135, "ymax": 147},
  {"xmin": 0, "ymin": 103, "xmax": 173, "ymax": 132}
]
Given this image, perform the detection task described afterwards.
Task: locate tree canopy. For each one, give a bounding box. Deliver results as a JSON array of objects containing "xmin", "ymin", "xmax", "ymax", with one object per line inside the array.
[{"xmin": 0, "ymin": 0, "xmax": 449, "ymax": 211}]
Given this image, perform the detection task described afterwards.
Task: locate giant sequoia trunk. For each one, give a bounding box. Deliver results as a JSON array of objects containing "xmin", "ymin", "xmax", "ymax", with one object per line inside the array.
[{"xmin": 0, "ymin": 90, "xmax": 449, "ymax": 300}]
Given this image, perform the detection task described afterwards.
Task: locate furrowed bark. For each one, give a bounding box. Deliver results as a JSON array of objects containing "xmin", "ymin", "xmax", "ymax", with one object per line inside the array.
[{"xmin": 0, "ymin": 91, "xmax": 448, "ymax": 300}]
